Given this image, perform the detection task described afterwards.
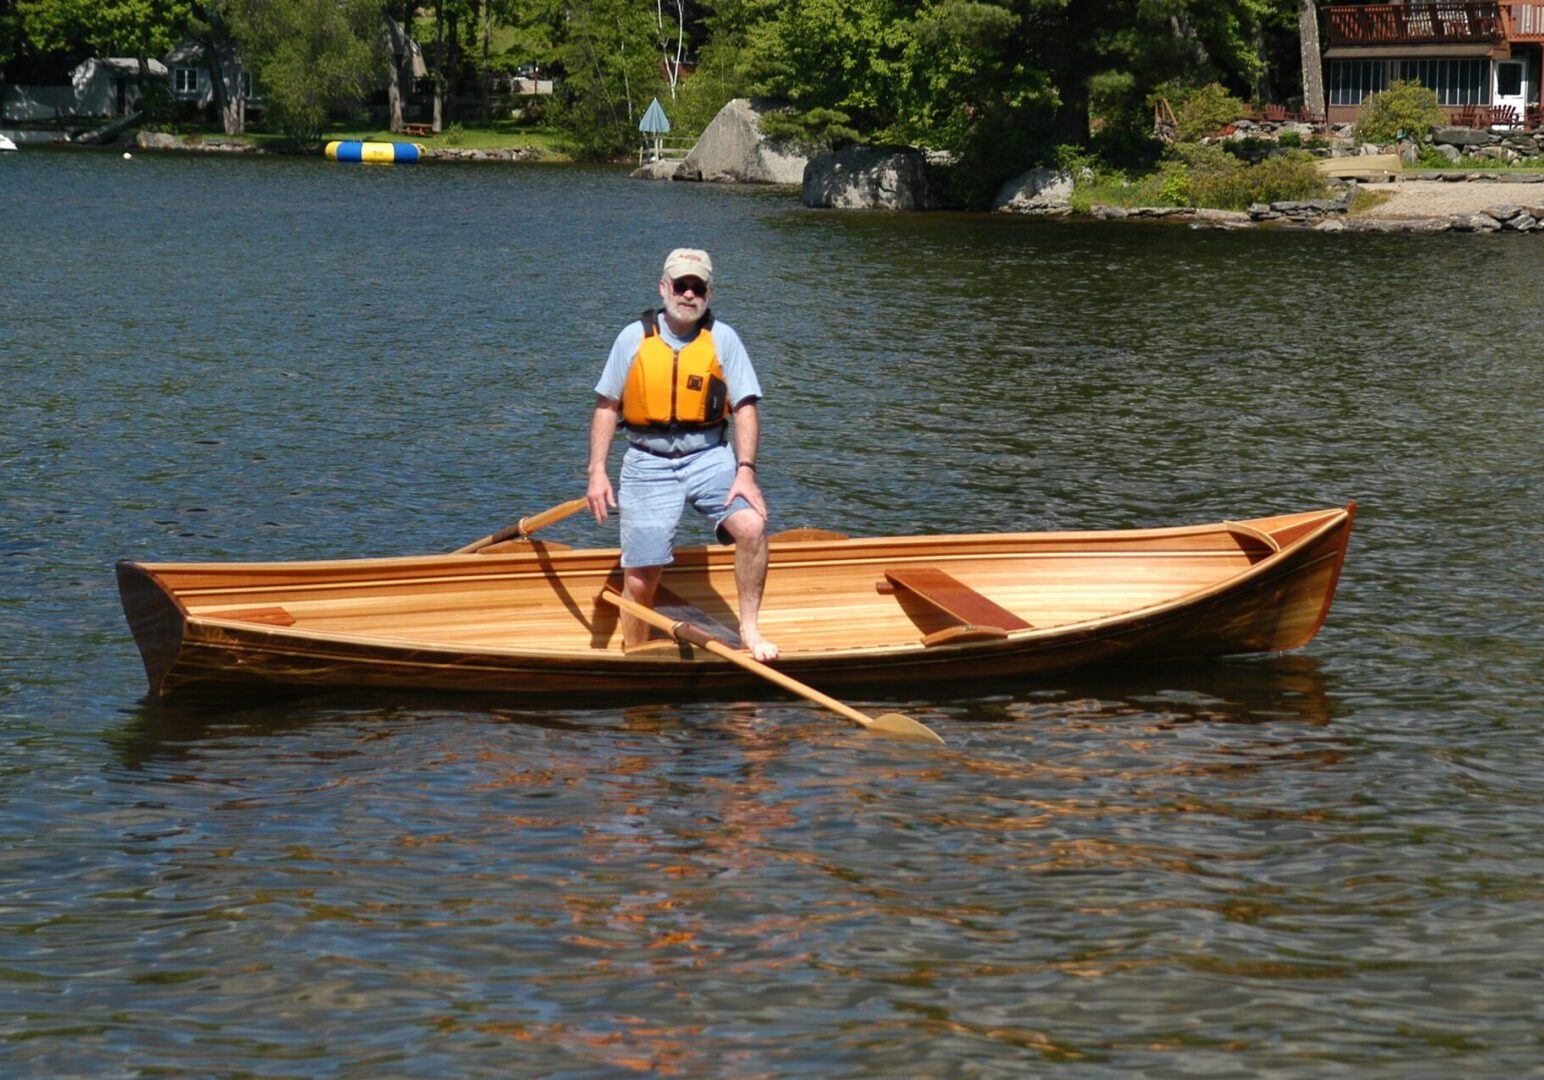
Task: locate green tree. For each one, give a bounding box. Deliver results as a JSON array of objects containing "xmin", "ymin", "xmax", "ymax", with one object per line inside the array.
[
  {"xmin": 726, "ymin": 0, "xmax": 1304, "ymax": 201},
  {"xmin": 188, "ymin": 1, "xmax": 251, "ymax": 134},
  {"xmin": 231, "ymin": 0, "xmax": 382, "ymax": 141},
  {"xmin": 555, "ymin": 0, "xmax": 659, "ymax": 159},
  {"xmin": 18, "ymin": 0, "xmax": 191, "ymax": 102}
]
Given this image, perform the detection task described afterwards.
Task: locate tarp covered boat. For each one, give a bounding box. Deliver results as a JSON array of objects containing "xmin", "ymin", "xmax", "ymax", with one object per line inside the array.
[{"xmin": 117, "ymin": 505, "xmax": 1355, "ymax": 702}]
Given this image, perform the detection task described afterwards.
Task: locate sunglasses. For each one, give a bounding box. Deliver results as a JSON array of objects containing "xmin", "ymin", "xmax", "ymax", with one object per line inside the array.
[{"xmin": 670, "ymin": 277, "xmax": 708, "ymax": 296}]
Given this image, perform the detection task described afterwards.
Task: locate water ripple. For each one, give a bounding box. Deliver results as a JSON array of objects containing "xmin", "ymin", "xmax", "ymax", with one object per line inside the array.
[{"xmin": 1, "ymin": 150, "xmax": 1541, "ymax": 1076}]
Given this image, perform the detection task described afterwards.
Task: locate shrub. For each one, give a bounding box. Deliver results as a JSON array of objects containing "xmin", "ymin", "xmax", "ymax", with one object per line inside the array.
[
  {"xmin": 757, "ymin": 107, "xmax": 859, "ymax": 151},
  {"xmin": 1354, "ymin": 80, "xmax": 1448, "ymax": 145},
  {"xmin": 1164, "ymin": 143, "xmax": 1331, "ymax": 209},
  {"xmin": 1249, "ymin": 150, "xmax": 1333, "ymax": 202},
  {"xmin": 1153, "ymin": 81, "xmax": 1250, "ymax": 142}
]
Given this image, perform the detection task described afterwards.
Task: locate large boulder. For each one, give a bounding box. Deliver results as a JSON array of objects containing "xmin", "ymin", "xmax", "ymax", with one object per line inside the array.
[
  {"xmin": 1433, "ymin": 126, "xmax": 1493, "ymax": 147},
  {"xmin": 629, "ymin": 157, "xmax": 690, "ymax": 181},
  {"xmin": 993, "ymin": 167, "xmax": 1075, "ymax": 213},
  {"xmin": 680, "ymin": 98, "xmax": 809, "ymax": 184},
  {"xmin": 801, "ymin": 145, "xmax": 935, "ymax": 209}
]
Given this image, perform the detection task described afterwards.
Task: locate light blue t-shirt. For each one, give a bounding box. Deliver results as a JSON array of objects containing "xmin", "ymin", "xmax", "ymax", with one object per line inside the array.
[{"xmin": 594, "ymin": 311, "xmax": 763, "ymax": 455}]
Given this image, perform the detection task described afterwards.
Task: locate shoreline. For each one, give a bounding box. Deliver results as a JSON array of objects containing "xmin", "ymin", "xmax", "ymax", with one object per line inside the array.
[
  {"xmin": 19, "ymin": 133, "xmax": 1544, "ymax": 231},
  {"xmin": 1008, "ymin": 172, "xmax": 1544, "ymax": 232}
]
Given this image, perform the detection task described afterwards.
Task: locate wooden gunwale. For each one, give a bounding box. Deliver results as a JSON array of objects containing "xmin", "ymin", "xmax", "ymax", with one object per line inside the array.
[{"xmin": 121, "ymin": 507, "xmax": 1353, "ymax": 699}]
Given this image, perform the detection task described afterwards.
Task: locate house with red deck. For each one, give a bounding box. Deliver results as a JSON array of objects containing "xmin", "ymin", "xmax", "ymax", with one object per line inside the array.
[{"xmin": 1321, "ymin": 2, "xmax": 1544, "ymax": 127}]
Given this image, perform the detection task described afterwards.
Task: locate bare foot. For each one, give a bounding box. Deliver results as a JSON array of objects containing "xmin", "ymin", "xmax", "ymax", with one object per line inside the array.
[{"xmin": 741, "ymin": 629, "xmax": 779, "ymax": 662}]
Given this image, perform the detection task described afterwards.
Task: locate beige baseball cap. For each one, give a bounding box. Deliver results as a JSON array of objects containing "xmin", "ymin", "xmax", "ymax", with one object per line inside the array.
[{"xmin": 662, "ymin": 248, "xmax": 713, "ymax": 285}]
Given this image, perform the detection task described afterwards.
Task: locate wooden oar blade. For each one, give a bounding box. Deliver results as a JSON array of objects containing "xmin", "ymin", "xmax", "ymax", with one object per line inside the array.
[{"xmin": 867, "ymin": 712, "xmax": 946, "ymax": 744}]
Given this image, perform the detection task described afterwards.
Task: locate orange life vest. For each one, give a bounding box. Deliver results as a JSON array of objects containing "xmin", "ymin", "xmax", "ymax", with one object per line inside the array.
[{"xmin": 621, "ymin": 310, "xmax": 730, "ymax": 433}]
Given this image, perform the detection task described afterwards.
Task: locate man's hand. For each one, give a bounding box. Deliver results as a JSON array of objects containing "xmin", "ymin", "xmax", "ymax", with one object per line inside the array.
[
  {"xmin": 588, "ymin": 471, "xmax": 617, "ymax": 525},
  {"xmin": 725, "ymin": 465, "xmax": 766, "ymax": 518},
  {"xmin": 588, "ymin": 396, "xmax": 622, "ymax": 524},
  {"xmin": 726, "ymin": 401, "xmax": 766, "ymax": 518}
]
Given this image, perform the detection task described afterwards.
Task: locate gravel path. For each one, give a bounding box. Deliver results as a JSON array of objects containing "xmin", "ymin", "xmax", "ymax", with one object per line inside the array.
[{"xmin": 1356, "ymin": 178, "xmax": 1544, "ymax": 218}]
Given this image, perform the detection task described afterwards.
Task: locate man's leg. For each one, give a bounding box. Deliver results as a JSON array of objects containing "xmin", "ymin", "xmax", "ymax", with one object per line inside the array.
[
  {"xmin": 620, "ymin": 564, "xmax": 664, "ymax": 649},
  {"xmin": 617, "ymin": 451, "xmax": 680, "ymax": 649},
  {"xmin": 719, "ymin": 509, "xmax": 778, "ymax": 661}
]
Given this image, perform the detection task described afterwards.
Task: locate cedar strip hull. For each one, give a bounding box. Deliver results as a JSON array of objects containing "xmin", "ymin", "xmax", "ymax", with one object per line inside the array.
[{"xmin": 117, "ymin": 506, "xmax": 1355, "ymax": 701}]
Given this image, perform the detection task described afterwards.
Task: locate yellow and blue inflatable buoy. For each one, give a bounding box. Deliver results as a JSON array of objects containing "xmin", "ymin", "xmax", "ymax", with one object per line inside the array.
[{"xmin": 325, "ymin": 141, "xmax": 422, "ymax": 164}]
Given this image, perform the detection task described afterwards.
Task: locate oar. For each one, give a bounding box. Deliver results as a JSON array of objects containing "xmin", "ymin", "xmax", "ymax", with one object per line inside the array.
[
  {"xmin": 452, "ymin": 497, "xmax": 589, "ymax": 554},
  {"xmin": 597, "ymin": 587, "xmax": 944, "ymax": 744}
]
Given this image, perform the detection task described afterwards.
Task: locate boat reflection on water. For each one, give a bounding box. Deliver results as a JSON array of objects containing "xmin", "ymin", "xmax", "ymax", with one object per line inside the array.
[
  {"xmin": 107, "ymin": 652, "xmax": 1336, "ymax": 773},
  {"xmin": 946, "ymin": 653, "xmax": 1338, "ymax": 729}
]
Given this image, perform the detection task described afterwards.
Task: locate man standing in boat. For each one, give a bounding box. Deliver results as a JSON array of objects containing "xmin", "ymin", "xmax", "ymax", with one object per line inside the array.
[{"xmin": 586, "ymin": 248, "xmax": 778, "ymax": 661}]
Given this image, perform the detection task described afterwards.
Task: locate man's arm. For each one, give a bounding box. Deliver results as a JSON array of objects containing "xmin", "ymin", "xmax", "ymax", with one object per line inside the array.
[
  {"xmin": 725, "ymin": 401, "xmax": 767, "ymax": 518},
  {"xmin": 587, "ymin": 396, "xmax": 621, "ymax": 524}
]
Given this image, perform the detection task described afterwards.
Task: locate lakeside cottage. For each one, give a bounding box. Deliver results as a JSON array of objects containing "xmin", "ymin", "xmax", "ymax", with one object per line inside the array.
[
  {"xmin": 1322, "ymin": 2, "xmax": 1544, "ymax": 129},
  {"xmin": 2, "ymin": 58, "xmax": 167, "ymax": 122}
]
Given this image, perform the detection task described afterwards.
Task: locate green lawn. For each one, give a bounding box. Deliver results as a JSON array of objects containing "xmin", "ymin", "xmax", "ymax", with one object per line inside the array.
[{"xmin": 325, "ymin": 123, "xmax": 564, "ymax": 154}]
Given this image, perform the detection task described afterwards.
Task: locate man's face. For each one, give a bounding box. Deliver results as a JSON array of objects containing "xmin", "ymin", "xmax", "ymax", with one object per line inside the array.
[{"xmin": 660, "ymin": 274, "xmax": 710, "ymax": 323}]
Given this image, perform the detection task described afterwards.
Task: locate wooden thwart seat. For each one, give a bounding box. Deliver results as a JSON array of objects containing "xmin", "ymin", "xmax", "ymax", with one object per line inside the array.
[{"xmin": 878, "ymin": 566, "xmax": 1032, "ymax": 646}]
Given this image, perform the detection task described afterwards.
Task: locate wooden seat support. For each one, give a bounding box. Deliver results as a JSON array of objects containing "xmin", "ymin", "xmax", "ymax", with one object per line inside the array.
[{"xmin": 879, "ymin": 567, "xmax": 1032, "ymax": 645}]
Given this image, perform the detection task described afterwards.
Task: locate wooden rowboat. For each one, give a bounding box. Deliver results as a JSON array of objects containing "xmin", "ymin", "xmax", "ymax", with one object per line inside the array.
[{"xmin": 117, "ymin": 504, "xmax": 1355, "ymax": 703}]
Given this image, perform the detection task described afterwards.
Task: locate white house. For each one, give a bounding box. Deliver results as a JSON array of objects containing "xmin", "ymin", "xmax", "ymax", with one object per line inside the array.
[
  {"xmin": 1, "ymin": 57, "xmax": 168, "ymax": 121},
  {"xmin": 71, "ymin": 58, "xmax": 169, "ymax": 117},
  {"xmin": 164, "ymin": 41, "xmax": 256, "ymax": 109}
]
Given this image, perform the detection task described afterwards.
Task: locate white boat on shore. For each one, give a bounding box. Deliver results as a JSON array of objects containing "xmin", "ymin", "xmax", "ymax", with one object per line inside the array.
[{"xmin": 0, "ymin": 134, "xmax": 18, "ymax": 152}]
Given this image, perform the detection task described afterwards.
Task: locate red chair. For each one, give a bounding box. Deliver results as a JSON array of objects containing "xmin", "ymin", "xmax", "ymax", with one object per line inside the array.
[
  {"xmin": 1262, "ymin": 104, "xmax": 1290, "ymax": 122},
  {"xmin": 1486, "ymin": 104, "xmax": 1519, "ymax": 129}
]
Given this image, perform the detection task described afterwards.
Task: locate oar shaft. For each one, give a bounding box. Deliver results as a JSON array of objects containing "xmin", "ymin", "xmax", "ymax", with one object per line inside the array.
[
  {"xmin": 669, "ymin": 619, "xmax": 873, "ymax": 727},
  {"xmin": 452, "ymin": 498, "xmax": 588, "ymax": 554},
  {"xmin": 597, "ymin": 588, "xmax": 942, "ymax": 743},
  {"xmin": 517, "ymin": 497, "xmax": 589, "ymax": 537}
]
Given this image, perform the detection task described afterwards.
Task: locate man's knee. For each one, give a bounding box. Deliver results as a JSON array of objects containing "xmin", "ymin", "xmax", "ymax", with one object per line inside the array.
[
  {"xmin": 720, "ymin": 507, "xmax": 766, "ymax": 544},
  {"xmin": 623, "ymin": 565, "xmax": 663, "ymax": 601}
]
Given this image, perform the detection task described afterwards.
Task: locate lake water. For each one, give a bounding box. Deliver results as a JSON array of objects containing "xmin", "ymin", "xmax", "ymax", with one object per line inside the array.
[{"xmin": 3, "ymin": 147, "xmax": 1542, "ymax": 1077}]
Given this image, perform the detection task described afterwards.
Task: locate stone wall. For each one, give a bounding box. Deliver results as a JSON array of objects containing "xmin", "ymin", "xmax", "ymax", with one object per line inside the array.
[{"xmin": 1423, "ymin": 127, "xmax": 1541, "ymax": 165}]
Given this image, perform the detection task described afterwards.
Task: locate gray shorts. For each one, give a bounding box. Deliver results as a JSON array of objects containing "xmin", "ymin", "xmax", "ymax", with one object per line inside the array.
[{"xmin": 618, "ymin": 443, "xmax": 755, "ymax": 568}]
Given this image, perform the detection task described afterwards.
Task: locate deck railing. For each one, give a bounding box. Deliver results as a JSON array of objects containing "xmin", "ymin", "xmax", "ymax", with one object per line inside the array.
[
  {"xmin": 1505, "ymin": 2, "xmax": 1544, "ymax": 39},
  {"xmin": 638, "ymin": 135, "xmax": 694, "ymax": 165},
  {"xmin": 1324, "ymin": 3, "xmax": 1505, "ymax": 45}
]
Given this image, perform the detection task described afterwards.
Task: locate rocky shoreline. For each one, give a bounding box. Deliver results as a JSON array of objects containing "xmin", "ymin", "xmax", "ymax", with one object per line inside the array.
[
  {"xmin": 125, "ymin": 126, "xmax": 1544, "ymax": 232},
  {"xmin": 1078, "ymin": 197, "xmax": 1544, "ymax": 233},
  {"xmin": 1037, "ymin": 177, "xmax": 1544, "ymax": 233}
]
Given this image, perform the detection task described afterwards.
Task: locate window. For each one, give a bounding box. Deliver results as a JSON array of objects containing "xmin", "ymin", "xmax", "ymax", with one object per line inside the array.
[
  {"xmin": 1328, "ymin": 60, "xmax": 1388, "ymax": 106},
  {"xmin": 1396, "ymin": 58, "xmax": 1491, "ymax": 105},
  {"xmin": 174, "ymin": 67, "xmax": 199, "ymax": 94},
  {"xmin": 1496, "ymin": 62, "xmax": 1523, "ymax": 98}
]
